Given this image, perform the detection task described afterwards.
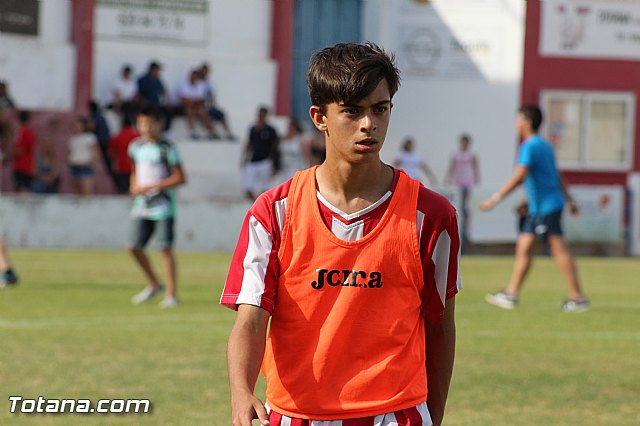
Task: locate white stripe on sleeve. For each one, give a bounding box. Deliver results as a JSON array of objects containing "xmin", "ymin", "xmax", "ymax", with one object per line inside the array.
[
  {"xmin": 432, "ymin": 229, "xmax": 452, "ymax": 306},
  {"xmin": 237, "ymin": 215, "xmax": 273, "ymax": 307},
  {"xmin": 274, "ymin": 198, "xmax": 287, "ymax": 235},
  {"xmin": 416, "ymin": 211, "xmax": 425, "ymax": 244}
]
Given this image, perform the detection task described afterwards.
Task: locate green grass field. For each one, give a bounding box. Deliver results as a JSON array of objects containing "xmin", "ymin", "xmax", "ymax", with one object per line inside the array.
[{"xmin": 1, "ymin": 249, "xmax": 639, "ymax": 425}]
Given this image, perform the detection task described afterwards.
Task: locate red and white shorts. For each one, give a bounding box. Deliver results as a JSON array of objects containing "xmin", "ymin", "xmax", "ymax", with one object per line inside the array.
[{"xmin": 266, "ymin": 402, "xmax": 432, "ymax": 426}]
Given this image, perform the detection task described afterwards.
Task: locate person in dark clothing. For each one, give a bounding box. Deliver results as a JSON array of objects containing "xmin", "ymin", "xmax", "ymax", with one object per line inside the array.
[
  {"xmin": 241, "ymin": 106, "xmax": 279, "ymax": 200},
  {"xmin": 136, "ymin": 61, "xmax": 173, "ymax": 132},
  {"xmin": 89, "ymin": 100, "xmax": 113, "ymax": 184}
]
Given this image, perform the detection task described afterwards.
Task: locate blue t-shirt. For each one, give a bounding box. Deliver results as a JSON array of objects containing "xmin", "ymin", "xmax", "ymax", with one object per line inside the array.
[
  {"xmin": 517, "ymin": 134, "xmax": 565, "ymax": 215},
  {"xmin": 137, "ymin": 74, "xmax": 165, "ymax": 106}
]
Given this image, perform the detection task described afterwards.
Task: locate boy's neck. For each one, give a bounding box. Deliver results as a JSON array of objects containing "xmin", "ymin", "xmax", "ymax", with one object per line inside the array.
[
  {"xmin": 142, "ymin": 134, "xmax": 161, "ymax": 142},
  {"xmin": 315, "ymin": 160, "xmax": 393, "ymax": 214},
  {"xmin": 521, "ymin": 128, "xmax": 536, "ymax": 140}
]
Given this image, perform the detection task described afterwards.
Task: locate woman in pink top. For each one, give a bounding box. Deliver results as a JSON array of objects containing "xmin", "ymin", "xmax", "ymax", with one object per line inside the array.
[{"xmin": 445, "ymin": 133, "xmax": 479, "ymax": 246}]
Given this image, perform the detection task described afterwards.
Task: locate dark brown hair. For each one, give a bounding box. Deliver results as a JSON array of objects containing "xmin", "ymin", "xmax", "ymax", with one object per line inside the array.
[
  {"xmin": 519, "ymin": 105, "xmax": 543, "ymax": 131},
  {"xmin": 307, "ymin": 42, "xmax": 400, "ymax": 111}
]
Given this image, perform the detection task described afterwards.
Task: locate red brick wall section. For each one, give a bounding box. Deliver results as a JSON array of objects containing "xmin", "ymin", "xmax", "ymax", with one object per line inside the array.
[
  {"xmin": 71, "ymin": 0, "xmax": 95, "ymax": 115},
  {"xmin": 271, "ymin": 0, "xmax": 294, "ymax": 117}
]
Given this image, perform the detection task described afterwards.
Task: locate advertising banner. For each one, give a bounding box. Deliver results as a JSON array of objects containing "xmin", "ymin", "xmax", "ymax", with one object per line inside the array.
[
  {"xmin": 95, "ymin": 0, "xmax": 208, "ymax": 45},
  {"xmin": 0, "ymin": 0, "xmax": 39, "ymax": 36},
  {"xmin": 564, "ymin": 185, "xmax": 625, "ymax": 243},
  {"xmin": 540, "ymin": 0, "xmax": 640, "ymax": 60}
]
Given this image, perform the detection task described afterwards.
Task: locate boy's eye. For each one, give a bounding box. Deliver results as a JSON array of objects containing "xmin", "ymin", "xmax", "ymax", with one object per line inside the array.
[{"xmin": 375, "ymin": 106, "xmax": 388, "ymax": 113}]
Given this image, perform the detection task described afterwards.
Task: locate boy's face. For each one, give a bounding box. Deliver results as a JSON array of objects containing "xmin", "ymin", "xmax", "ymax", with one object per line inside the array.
[
  {"xmin": 313, "ymin": 79, "xmax": 392, "ymax": 164},
  {"xmin": 515, "ymin": 112, "xmax": 531, "ymax": 137},
  {"xmin": 136, "ymin": 115, "xmax": 162, "ymax": 140}
]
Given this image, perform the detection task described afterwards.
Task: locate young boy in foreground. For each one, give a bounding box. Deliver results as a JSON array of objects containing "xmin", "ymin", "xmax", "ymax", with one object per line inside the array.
[{"xmin": 221, "ymin": 42, "xmax": 460, "ymax": 425}]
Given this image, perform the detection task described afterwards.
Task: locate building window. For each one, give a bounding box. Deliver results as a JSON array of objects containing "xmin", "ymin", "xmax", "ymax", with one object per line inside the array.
[{"xmin": 540, "ymin": 90, "xmax": 635, "ymax": 171}]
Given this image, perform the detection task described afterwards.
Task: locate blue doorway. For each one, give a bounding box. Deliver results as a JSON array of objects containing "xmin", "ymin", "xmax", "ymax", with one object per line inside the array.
[{"xmin": 291, "ymin": 0, "xmax": 362, "ymax": 127}]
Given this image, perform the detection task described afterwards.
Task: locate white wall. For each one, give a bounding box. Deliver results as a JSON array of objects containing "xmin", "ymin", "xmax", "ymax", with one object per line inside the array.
[
  {"xmin": 629, "ymin": 173, "xmax": 640, "ymax": 256},
  {"xmin": 0, "ymin": 194, "xmax": 250, "ymax": 252},
  {"xmin": 0, "ymin": 0, "xmax": 75, "ymax": 109},
  {"xmin": 365, "ymin": 0, "xmax": 526, "ymax": 241}
]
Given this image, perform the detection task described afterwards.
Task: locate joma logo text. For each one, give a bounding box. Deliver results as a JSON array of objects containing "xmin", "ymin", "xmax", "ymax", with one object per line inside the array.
[{"xmin": 311, "ymin": 269, "xmax": 383, "ymax": 290}]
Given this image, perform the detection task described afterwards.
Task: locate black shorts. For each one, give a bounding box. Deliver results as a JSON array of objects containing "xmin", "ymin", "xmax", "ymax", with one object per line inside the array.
[
  {"xmin": 130, "ymin": 218, "xmax": 175, "ymax": 249},
  {"xmin": 521, "ymin": 209, "xmax": 563, "ymax": 240},
  {"xmin": 208, "ymin": 107, "xmax": 225, "ymax": 121},
  {"xmin": 13, "ymin": 172, "xmax": 33, "ymax": 191}
]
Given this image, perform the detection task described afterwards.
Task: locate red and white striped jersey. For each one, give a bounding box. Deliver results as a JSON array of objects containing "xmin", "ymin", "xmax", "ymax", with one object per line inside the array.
[{"xmin": 221, "ymin": 167, "xmax": 461, "ymax": 321}]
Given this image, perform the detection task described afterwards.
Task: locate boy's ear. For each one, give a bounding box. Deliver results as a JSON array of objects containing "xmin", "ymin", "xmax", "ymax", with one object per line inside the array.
[{"xmin": 309, "ymin": 106, "xmax": 327, "ymax": 132}]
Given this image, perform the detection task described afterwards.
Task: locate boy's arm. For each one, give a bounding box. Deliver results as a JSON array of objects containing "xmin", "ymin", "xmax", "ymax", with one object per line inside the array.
[
  {"xmin": 473, "ymin": 154, "xmax": 480, "ymax": 184},
  {"xmin": 559, "ymin": 173, "xmax": 579, "ymax": 217},
  {"xmin": 444, "ymin": 156, "xmax": 454, "ymax": 185},
  {"xmin": 425, "ymin": 299, "xmax": 456, "ymax": 426},
  {"xmin": 131, "ymin": 165, "xmax": 186, "ymax": 196},
  {"xmin": 228, "ymin": 304, "xmax": 271, "ymax": 426},
  {"xmin": 480, "ymin": 164, "xmax": 528, "ymax": 210},
  {"xmin": 129, "ymin": 161, "xmax": 137, "ymax": 194}
]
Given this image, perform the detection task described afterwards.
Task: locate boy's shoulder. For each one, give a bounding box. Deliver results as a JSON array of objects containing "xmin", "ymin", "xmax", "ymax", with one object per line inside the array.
[
  {"xmin": 130, "ymin": 137, "xmax": 173, "ymax": 148},
  {"xmin": 417, "ymin": 184, "xmax": 456, "ymax": 218}
]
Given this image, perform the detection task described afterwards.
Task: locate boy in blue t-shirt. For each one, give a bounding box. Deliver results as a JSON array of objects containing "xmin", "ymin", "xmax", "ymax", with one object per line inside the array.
[
  {"xmin": 128, "ymin": 106, "xmax": 186, "ymax": 308},
  {"xmin": 481, "ymin": 105, "xmax": 589, "ymax": 312}
]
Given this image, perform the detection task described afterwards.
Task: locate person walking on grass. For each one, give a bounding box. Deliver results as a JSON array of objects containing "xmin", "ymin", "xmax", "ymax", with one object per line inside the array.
[
  {"xmin": 222, "ymin": 42, "xmax": 460, "ymax": 426},
  {"xmin": 481, "ymin": 105, "xmax": 589, "ymax": 312},
  {"xmin": 128, "ymin": 106, "xmax": 186, "ymax": 308}
]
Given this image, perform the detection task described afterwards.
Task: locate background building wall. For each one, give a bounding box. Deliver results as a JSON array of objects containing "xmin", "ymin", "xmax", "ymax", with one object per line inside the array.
[
  {"xmin": 365, "ymin": 0, "xmax": 527, "ymax": 241},
  {"xmin": 0, "ymin": 0, "xmax": 75, "ymax": 110}
]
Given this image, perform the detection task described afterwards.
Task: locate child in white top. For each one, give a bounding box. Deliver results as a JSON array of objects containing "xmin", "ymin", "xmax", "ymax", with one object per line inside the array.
[{"xmin": 393, "ymin": 137, "xmax": 437, "ymax": 186}]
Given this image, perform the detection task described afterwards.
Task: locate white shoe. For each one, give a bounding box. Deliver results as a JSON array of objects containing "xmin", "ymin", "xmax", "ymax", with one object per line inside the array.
[
  {"xmin": 561, "ymin": 299, "xmax": 590, "ymax": 313},
  {"xmin": 485, "ymin": 291, "xmax": 518, "ymax": 310},
  {"xmin": 159, "ymin": 296, "xmax": 179, "ymax": 308},
  {"xmin": 131, "ymin": 285, "xmax": 164, "ymax": 305}
]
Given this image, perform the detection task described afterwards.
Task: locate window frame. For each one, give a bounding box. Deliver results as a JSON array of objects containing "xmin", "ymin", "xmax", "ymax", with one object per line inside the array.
[{"xmin": 540, "ymin": 90, "xmax": 636, "ymax": 171}]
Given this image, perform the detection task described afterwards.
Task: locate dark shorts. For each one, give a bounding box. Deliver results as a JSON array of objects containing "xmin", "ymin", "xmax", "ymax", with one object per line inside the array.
[
  {"xmin": 13, "ymin": 172, "xmax": 33, "ymax": 191},
  {"xmin": 130, "ymin": 218, "xmax": 175, "ymax": 249},
  {"xmin": 70, "ymin": 165, "xmax": 94, "ymax": 178},
  {"xmin": 208, "ymin": 107, "xmax": 225, "ymax": 121},
  {"xmin": 521, "ymin": 209, "xmax": 564, "ymax": 240}
]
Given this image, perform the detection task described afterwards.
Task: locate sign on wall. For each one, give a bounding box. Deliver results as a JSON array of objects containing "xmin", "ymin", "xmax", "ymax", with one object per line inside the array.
[
  {"xmin": 95, "ymin": 0, "xmax": 208, "ymax": 45},
  {"xmin": 540, "ymin": 0, "xmax": 640, "ymax": 60},
  {"xmin": 0, "ymin": 0, "xmax": 39, "ymax": 36},
  {"xmin": 564, "ymin": 185, "xmax": 625, "ymax": 243},
  {"xmin": 394, "ymin": 0, "xmax": 520, "ymax": 81}
]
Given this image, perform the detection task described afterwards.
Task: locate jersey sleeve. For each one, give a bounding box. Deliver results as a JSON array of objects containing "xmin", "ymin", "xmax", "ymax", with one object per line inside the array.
[
  {"xmin": 220, "ymin": 181, "xmax": 291, "ymax": 314},
  {"xmin": 418, "ymin": 187, "xmax": 461, "ymax": 321},
  {"xmin": 168, "ymin": 144, "xmax": 181, "ymax": 167},
  {"xmin": 518, "ymin": 142, "xmax": 532, "ymax": 167}
]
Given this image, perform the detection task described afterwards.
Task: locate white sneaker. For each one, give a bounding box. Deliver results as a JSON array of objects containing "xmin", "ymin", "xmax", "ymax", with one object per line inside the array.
[
  {"xmin": 485, "ymin": 291, "xmax": 518, "ymax": 310},
  {"xmin": 159, "ymin": 296, "xmax": 179, "ymax": 309},
  {"xmin": 131, "ymin": 285, "xmax": 164, "ymax": 305},
  {"xmin": 561, "ymin": 299, "xmax": 590, "ymax": 313}
]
